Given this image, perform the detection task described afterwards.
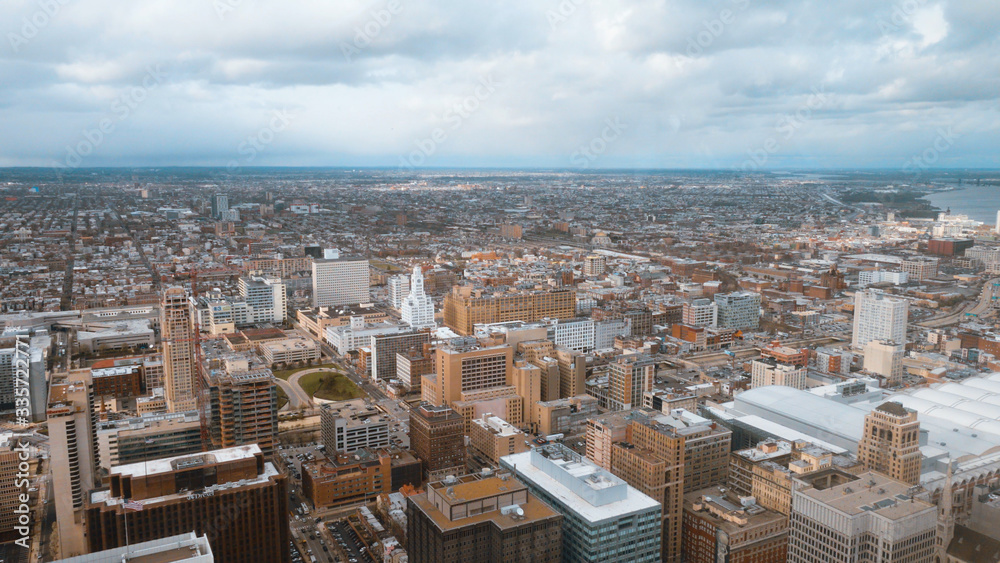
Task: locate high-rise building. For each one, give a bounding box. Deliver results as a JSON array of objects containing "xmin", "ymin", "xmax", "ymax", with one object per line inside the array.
[
  {"xmin": 608, "ymin": 354, "xmax": 655, "ymax": 411},
  {"xmin": 396, "ymin": 344, "xmax": 433, "ymax": 394},
  {"xmin": 320, "ymin": 399, "xmax": 391, "ymax": 453},
  {"xmin": 47, "ymin": 379, "xmax": 99, "ymax": 558},
  {"xmin": 501, "ymin": 444, "xmax": 662, "ymax": 563},
  {"xmin": 555, "ymin": 347, "xmax": 586, "ymax": 399},
  {"xmin": 442, "ymin": 286, "xmax": 576, "ymax": 336},
  {"xmin": 0, "ymin": 433, "xmax": 23, "ymax": 541},
  {"xmin": 210, "ymin": 194, "xmax": 228, "ymax": 218},
  {"xmin": 95, "ymin": 411, "xmax": 203, "ymax": 471},
  {"xmin": 401, "ymin": 265, "xmax": 435, "ymax": 328},
  {"xmin": 852, "ymin": 290, "xmax": 908, "ymax": 349},
  {"xmin": 387, "ymin": 273, "xmax": 410, "ymax": 310},
  {"xmin": 682, "ymin": 485, "xmax": 788, "ymax": 563},
  {"xmin": 237, "ymin": 276, "xmax": 287, "ymax": 323},
  {"xmin": 682, "ymin": 299, "xmax": 718, "ymax": 327},
  {"xmin": 750, "ymin": 358, "xmax": 807, "ymax": 390},
  {"xmin": 53, "ymin": 532, "xmax": 215, "ymax": 563},
  {"xmin": 370, "ymin": 329, "xmax": 431, "ymax": 382},
  {"xmin": 469, "ymin": 414, "xmax": 529, "ymax": 465},
  {"xmin": 714, "ymin": 292, "xmax": 761, "ymax": 331},
  {"xmin": 583, "ymin": 254, "xmax": 607, "ymax": 277},
  {"xmin": 204, "ymin": 362, "xmax": 278, "ymax": 456},
  {"xmin": 863, "ymin": 339, "xmax": 905, "ymax": 387},
  {"xmin": 161, "ymin": 287, "xmax": 198, "ymax": 413},
  {"xmin": 857, "ymin": 401, "xmax": 922, "ymax": 485},
  {"xmin": 406, "ymin": 473, "xmax": 563, "ymax": 563},
  {"xmin": 85, "ymin": 445, "xmax": 290, "ymax": 563},
  {"xmin": 409, "ymin": 403, "xmax": 466, "ymax": 480},
  {"xmin": 312, "ymin": 255, "xmax": 370, "ymax": 307},
  {"xmin": 787, "ymin": 470, "xmax": 936, "ymax": 563},
  {"xmin": 427, "ymin": 337, "xmax": 513, "ymax": 409}
]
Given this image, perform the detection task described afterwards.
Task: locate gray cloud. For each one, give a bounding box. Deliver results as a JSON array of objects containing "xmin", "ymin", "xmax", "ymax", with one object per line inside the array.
[{"xmin": 0, "ymin": 0, "xmax": 997, "ymax": 169}]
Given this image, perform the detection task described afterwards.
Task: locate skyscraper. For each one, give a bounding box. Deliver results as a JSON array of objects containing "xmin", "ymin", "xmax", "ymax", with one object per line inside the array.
[
  {"xmin": 409, "ymin": 403, "xmax": 466, "ymax": 480},
  {"xmin": 406, "ymin": 474, "xmax": 563, "ymax": 563},
  {"xmin": 85, "ymin": 445, "xmax": 289, "ymax": 563},
  {"xmin": 857, "ymin": 401, "xmax": 922, "ymax": 485},
  {"xmin": 210, "ymin": 193, "xmax": 228, "ymax": 218},
  {"xmin": 852, "ymin": 290, "xmax": 908, "ymax": 349},
  {"xmin": 161, "ymin": 286, "xmax": 198, "ymax": 413},
  {"xmin": 608, "ymin": 354, "xmax": 655, "ymax": 411},
  {"xmin": 501, "ymin": 444, "xmax": 662, "ymax": 563},
  {"xmin": 400, "ymin": 265, "xmax": 435, "ymax": 328},
  {"xmin": 311, "ymin": 254, "xmax": 370, "ymax": 307},
  {"xmin": 714, "ymin": 291, "xmax": 761, "ymax": 331},
  {"xmin": 388, "ymin": 273, "xmax": 410, "ymax": 310},
  {"xmin": 787, "ymin": 470, "xmax": 935, "ymax": 562}
]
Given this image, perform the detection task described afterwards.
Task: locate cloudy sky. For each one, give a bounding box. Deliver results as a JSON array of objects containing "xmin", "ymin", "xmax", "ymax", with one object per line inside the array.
[{"xmin": 1, "ymin": 0, "xmax": 998, "ymax": 169}]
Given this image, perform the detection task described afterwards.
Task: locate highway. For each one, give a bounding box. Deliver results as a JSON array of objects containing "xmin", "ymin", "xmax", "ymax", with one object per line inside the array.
[{"xmin": 918, "ymin": 278, "xmax": 999, "ymax": 327}]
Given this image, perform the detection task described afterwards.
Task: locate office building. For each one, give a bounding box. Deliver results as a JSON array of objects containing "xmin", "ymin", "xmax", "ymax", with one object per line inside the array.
[
  {"xmin": 608, "ymin": 354, "xmax": 655, "ymax": 411},
  {"xmin": 326, "ymin": 319, "xmax": 409, "ymax": 355},
  {"xmin": 683, "ymin": 299, "xmax": 718, "ymax": 327},
  {"xmin": 555, "ymin": 347, "xmax": 587, "ymax": 399},
  {"xmin": 371, "ymin": 329, "xmax": 431, "ymax": 382},
  {"xmin": 312, "ymin": 254, "xmax": 370, "ymax": 307},
  {"xmin": 0, "ymin": 434, "xmax": 21, "ymax": 541},
  {"xmin": 296, "ymin": 303, "xmax": 388, "ymax": 339},
  {"xmin": 682, "ymin": 485, "xmax": 788, "ymax": 563},
  {"xmin": 48, "ymin": 379, "xmax": 98, "ymax": 557},
  {"xmin": 236, "ymin": 275, "xmax": 287, "ymax": 323},
  {"xmin": 53, "ymin": 532, "xmax": 215, "ymax": 563},
  {"xmin": 210, "ymin": 194, "xmax": 228, "ymax": 218},
  {"xmin": 900, "ymin": 256, "xmax": 939, "ymax": 281},
  {"xmin": 406, "ymin": 473, "xmax": 563, "ymax": 563},
  {"xmin": 501, "ymin": 444, "xmax": 662, "ymax": 563},
  {"xmin": 728, "ymin": 440, "xmax": 793, "ymax": 497},
  {"xmin": 442, "ymin": 286, "xmax": 575, "ymax": 336},
  {"xmin": 751, "ymin": 358, "xmax": 807, "ymax": 390},
  {"xmin": 85, "ymin": 445, "xmax": 289, "ymax": 563},
  {"xmin": 583, "ymin": 254, "xmax": 607, "ymax": 277},
  {"xmin": 857, "ymin": 401, "xmax": 921, "ymax": 485},
  {"xmin": 787, "ymin": 470, "xmax": 936, "ymax": 563},
  {"xmin": 852, "ymin": 290, "xmax": 908, "ymax": 349},
  {"xmin": 814, "ymin": 347, "xmax": 853, "ymax": 375},
  {"xmin": 469, "ymin": 414, "xmax": 529, "ymax": 465},
  {"xmin": 400, "ymin": 266, "xmax": 435, "ymax": 329},
  {"xmin": 302, "ymin": 448, "xmax": 390, "ymax": 508},
  {"xmin": 409, "ymin": 403, "xmax": 466, "ymax": 480},
  {"xmin": 204, "ymin": 362, "xmax": 278, "ymax": 456},
  {"xmin": 858, "ymin": 269, "xmax": 909, "ymax": 288},
  {"xmin": 320, "ymin": 399, "xmax": 391, "ymax": 453},
  {"xmin": 714, "ymin": 292, "xmax": 761, "ymax": 331},
  {"xmin": 161, "ymin": 287, "xmax": 198, "ymax": 413},
  {"xmin": 425, "ymin": 337, "xmax": 514, "ymax": 414},
  {"xmin": 863, "ymin": 339, "xmax": 905, "ymax": 388},
  {"xmin": 388, "ymin": 273, "xmax": 410, "ymax": 310},
  {"xmin": 95, "ymin": 411, "xmax": 203, "ymax": 471},
  {"xmin": 396, "ymin": 344, "xmax": 433, "ymax": 394}
]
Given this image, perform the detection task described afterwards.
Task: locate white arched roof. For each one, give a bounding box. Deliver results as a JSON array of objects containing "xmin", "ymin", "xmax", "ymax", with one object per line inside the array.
[{"xmin": 911, "ymin": 389, "xmax": 1000, "ymax": 420}]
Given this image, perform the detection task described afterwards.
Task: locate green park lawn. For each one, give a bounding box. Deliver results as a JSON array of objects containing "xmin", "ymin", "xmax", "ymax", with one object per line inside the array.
[{"xmin": 297, "ymin": 371, "xmax": 364, "ymax": 401}]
